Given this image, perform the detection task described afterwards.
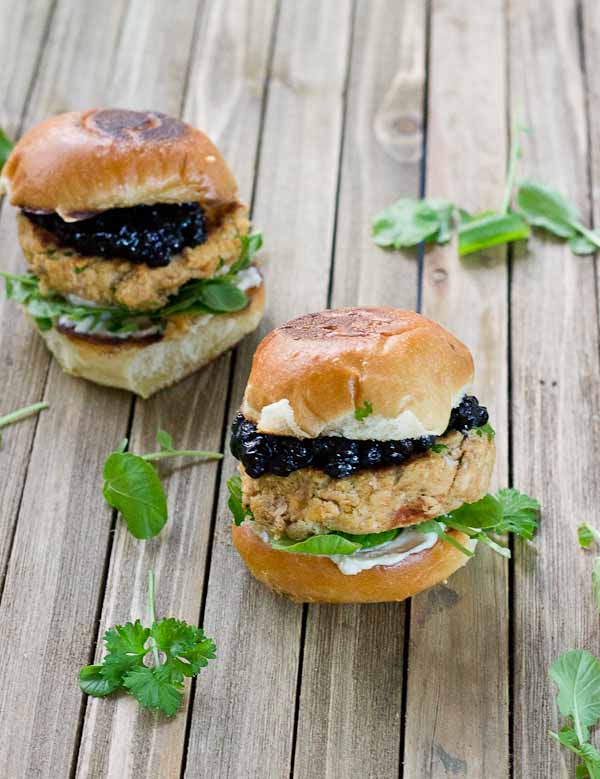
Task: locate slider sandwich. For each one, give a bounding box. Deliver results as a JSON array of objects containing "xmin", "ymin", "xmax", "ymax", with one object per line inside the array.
[
  {"xmin": 227, "ymin": 307, "xmax": 509, "ymax": 603},
  {"xmin": 0, "ymin": 109, "xmax": 264, "ymax": 397}
]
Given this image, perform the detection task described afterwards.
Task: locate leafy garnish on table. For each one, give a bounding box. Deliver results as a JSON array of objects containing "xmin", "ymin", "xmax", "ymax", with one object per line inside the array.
[
  {"xmin": 103, "ymin": 429, "xmax": 222, "ymax": 539},
  {"xmin": 79, "ymin": 570, "xmax": 216, "ymax": 717}
]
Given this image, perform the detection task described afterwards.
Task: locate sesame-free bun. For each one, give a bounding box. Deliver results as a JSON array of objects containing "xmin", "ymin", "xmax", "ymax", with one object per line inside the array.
[
  {"xmin": 232, "ymin": 523, "xmax": 472, "ymax": 603},
  {"xmin": 1, "ymin": 109, "xmax": 238, "ymax": 219},
  {"xmin": 30, "ymin": 283, "xmax": 264, "ymax": 398},
  {"xmin": 242, "ymin": 307, "xmax": 474, "ymax": 440}
]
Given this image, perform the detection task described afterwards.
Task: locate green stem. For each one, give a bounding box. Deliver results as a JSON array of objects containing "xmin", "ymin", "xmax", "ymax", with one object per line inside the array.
[
  {"xmin": 147, "ymin": 569, "xmax": 161, "ymax": 669},
  {"xmin": 142, "ymin": 450, "xmax": 223, "ymax": 462},
  {"xmin": 0, "ymin": 401, "xmax": 48, "ymax": 429},
  {"xmin": 501, "ymin": 124, "xmax": 522, "ymax": 214},
  {"xmin": 573, "ymin": 220, "xmax": 600, "ymax": 248}
]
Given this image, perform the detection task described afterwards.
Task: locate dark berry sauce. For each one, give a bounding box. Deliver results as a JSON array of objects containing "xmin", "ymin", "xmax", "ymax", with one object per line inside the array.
[
  {"xmin": 25, "ymin": 202, "xmax": 207, "ymax": 267},
  {"xmin": 230, "ymin": 395, "xmax": 489, "ymax": 479}
]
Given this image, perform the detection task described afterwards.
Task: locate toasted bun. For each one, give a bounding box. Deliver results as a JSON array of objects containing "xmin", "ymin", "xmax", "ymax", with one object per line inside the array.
[
  {"xmin": 241, "ymin": 307, "xmax": 474, "ymax": 440},
  {"xmin": 1, "ymin": 109, "xmax": 238, "ymax": 219},
  {"xmin": 30, "ymin": 284, "xmax": 264, "ymax": 397},
  {"xmin": 232, "ymin": 523, "xmax": 472, "ymax": 603}
]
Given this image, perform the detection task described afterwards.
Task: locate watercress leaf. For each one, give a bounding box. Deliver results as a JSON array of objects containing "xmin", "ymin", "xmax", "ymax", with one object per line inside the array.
[
  {"xmin": 354, "ymin": 400, "xmax": 373, "ymax": 421},
  {"xmin": 338, "ymin": 528, "xmax": 401, "ymax": 549},
  {"xmin": 458, "ymin": 211, "xmax": 530, "ymax": 256},
  {"xmin": 271, "ymin": 533, "xmax": 362, "ymax": 556},
  {"xmin": 103, "ymin": 452, "xmax": 168, "ymax": 539},
  {"xmin": 549, "ymin": 649, "xmax": 600, "ymax": 744},
  {"xmin": 570, "ymin": 233, "xmax": 600, "ymax": 256},
  {"xmin": 199, "ymin": 280, "xmax": 248, "ymax": 312},
  {"xmin": 156, "ymin": 429, "xmax": 174, "ymax": 451},
  {"xmin": 516, "ymin": 180, "xmax": 579, "ymax": 238},
  {"xmin": 226, "ymin": 475, "xmax": 252, "ymax": 526},
  {"xmin": 0, "ymin": 127, "xmax": 13, "ymax": 170},
  {"xmin": 372, "ymin": 198, "xmax": 442, "ymax": 248},
  {"xmin": 79, "ymin": 665, "xmax": 121, "ymax": 697},
  {"xmin": 495, "ymin": 488, "xmax": 540, "ymax": 540},
  {"xmin": 123, "ymin": 665, "xmax": 183, "ymax": 717}
]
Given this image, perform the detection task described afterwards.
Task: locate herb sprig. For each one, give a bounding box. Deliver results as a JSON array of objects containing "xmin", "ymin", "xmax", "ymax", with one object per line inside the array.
[
  {"xmin": 0, "ymin": 401, "xmax": 48, "ymax": 446},
  {"xmin": 354, "ymin": 400, "xmax": 373, "ymax": 421},
  {"xmin": 103, "ymin": 430, "xmax": 222, "ymax": 539},
  {"xmin": 372, "ymin": 123, "xmax": 599, "ymax": 258},
  {"xmin": 79, "ymin": 570, "xmax": 216, "ymax": 717}
]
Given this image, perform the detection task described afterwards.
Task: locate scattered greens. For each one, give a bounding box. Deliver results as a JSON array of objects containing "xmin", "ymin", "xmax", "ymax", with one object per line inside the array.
[
  {"xmin": 354, "ymin": 400, "xmax": 373, "ymax": 421},
  {"xmin": 0, "ymin": 401, "xmax": 48, "ymax": 446},
  {"xmin": 226, "ymin": 475, "xmax": 253, "ymax": 527},
  {"xmin": 579, "ymin": 523, "xmax": 600, "ymax": 550},
  {"xmin": 474, "ymin": 422, "xmax": 496, "ymax": 441},
  {"xmin": 416, "ymin": 488, "xmax": 540, "ymax": 559},
  {"xmin": 550, "ymin": 650, "xmax": 600, "ymax": 777},
  {"xmin": 372, "ymin": 122, "xmax": 600, "ymax": 259},
  {"xmin": 0, "ymin": 127, "xmax": 12, "ymax": 171},
  {"xmin": 103, "ymin": 430, "xmax": 222, "ymax": 539},
  {"xmin": 79, "ymin": 570, "xmax": 216, "ymax": 717},
  {"xmin": 0, "ymin": 232, "xmax": 262, "ymax": 335}
]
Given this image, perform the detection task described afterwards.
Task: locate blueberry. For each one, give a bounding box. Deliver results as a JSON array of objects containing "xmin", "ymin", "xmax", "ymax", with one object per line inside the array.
[
  {"xmin": 448, "ymin": 395, "xmax": 489, "ymax": 432},
  {"xmin": 359, "ymin": 442, "xmax": 383, "ymax": 468}
]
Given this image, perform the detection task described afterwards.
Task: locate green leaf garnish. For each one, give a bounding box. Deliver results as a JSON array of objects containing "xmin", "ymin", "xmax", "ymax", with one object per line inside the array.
[
  {"xmin": 80, "ymin": 570, "xmax": 216, "ymax": 717},
  {"xmin": 372, "ymin": 198, "xmax": 454, "ymax": 248},
  {"xmin": 550, "ymin": 650, "xmax": 600, "ymax": 745},
  {"xmin": 474, "ymin": 422, "xmax": 496, "ymax": 441},
  {"xmin": 226, "ymin": 475, "xmax": 253, "ymax": 527},
  {"xmin": 578, "ymin": 523, "xmax": 600, "ymax": 549},
  {"xmin": 102, "ymin": 431, "xmax": 222, "ymax": 539},
  {"xmin": 270, "ymin": 528, "xmax": 401, "ymax": 556},
  {"xmin": 431, "ymin": 443, "xmax": 449, "ymax": 454},
  {"xmin": 354, "ymin": 400, "xmax": 373, "ymax": 421},
  {"xmin": 458, "ymin": 212, "xmax": 529, "ymax": 256},
  {"xmin": 0, "ymin": 127, "xmax": 13, "ymax": 171}
]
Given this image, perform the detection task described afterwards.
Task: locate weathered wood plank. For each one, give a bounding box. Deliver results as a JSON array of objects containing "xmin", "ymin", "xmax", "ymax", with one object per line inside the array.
[
  {"xmin": 183, "ymin": 2, "xmax": 354, "ymax": 776},
  {"xmin": 0, "ymin": 0, "xmax": 59, "ymax": 584},
  {"xmin": 292, "ymin": 2, "xmax": 426, "ymax": 777},
  {"xmin": 510, "ymin": 1, "xmax": 600, "ymax": 776},
  {"xmin": 0, "ymin": 1, "xmax": 201, "ymax": 776},
  {"xmin": 403, "ymin": 1, "xmax": 510, "ymax": 776},
  {"xmin": 76, "ymin": 2, "xmax": 278, "ymax": 776}
]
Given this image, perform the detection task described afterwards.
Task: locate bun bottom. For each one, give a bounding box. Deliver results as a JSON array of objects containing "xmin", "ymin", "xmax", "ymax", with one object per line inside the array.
[
  {"xmin": 30, "ymin": 284, "xmax": 264, "ymax": 397},
  {"xmin": 232, "ymin": 522, "xmax": 473, "ymax": 604}
]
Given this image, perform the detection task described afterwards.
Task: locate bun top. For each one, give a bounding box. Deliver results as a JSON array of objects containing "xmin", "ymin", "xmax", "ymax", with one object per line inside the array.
[
  {"xmin": 0, "ymin": 109, "xmax": 238, "ymax": 220},
  {"xmin": 241, "ymin": 308, "xmax": 475, "ymax": 440}
]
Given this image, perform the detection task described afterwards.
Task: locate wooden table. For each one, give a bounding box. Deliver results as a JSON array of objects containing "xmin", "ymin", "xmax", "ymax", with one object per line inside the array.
[{"xmin": 0, "ymin": 1, "xmax": 598, "ymax": 776}]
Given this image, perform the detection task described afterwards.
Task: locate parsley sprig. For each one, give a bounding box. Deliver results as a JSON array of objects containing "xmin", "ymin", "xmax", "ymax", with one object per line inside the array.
[
  {"xmin": 0, "ymin": 401, "xmax": 48, "ymax": 446},
  {"xmin": 103, "ymin": 430, "xmax": 222, "ymax": 539},
  {"xmin": 80, "ymin": 570, "xmax": 216, "ymax": 717}
]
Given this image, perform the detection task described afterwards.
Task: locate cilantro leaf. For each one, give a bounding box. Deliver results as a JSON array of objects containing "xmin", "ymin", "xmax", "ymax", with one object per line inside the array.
[
  {"xmin": 354, "ymin": 400, "xmax": 373, "ymax": 421},
  {"xmin": 495, "ymin": 488, "xmax": 541, "ymax": 540},
  {"xmin": 123, "ymin": 665, "xmax": 184, "ymax": 717},
  {"xmin": 79, "ymin": 571, "xmax": 216, "ymax": 717},
  {"xmin": 227, "ymin": 475, "xmax": 253, "ymax": 526}
]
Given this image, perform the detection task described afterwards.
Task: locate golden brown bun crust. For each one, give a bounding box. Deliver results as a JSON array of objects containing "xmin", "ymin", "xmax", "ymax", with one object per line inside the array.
[
  {"xmin": 241, "ymin": 429, "xmax": 495, "ymax": 538},
  {"xmin": 2, "ymin": 109, "xmax": 238, "ymax": 218},
  {"xmin": 232, "ymin": 523, "xmax": 472, "ymax": 603},
  {"xmin": 242, "ymin": 308, "xmax": 474, "ymax": 438},
  {"xmin": 29, "ymin": 283, "xmax": 264, "ymax": 397}
]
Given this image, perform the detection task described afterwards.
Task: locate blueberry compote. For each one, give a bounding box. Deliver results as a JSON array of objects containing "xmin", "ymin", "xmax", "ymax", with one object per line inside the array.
[
  {"xmin": 25, "ymin": 202, "xmax": 207, "ymax": 267},
  {"xmin": 230, "ymin": 395, "xmax": 489, "ymax": 479}
]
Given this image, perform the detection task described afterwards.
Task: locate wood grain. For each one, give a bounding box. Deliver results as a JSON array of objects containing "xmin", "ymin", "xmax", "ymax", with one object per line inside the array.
[
  {"xmin": 76, "ymin": 2, "xmax": 278, "ymax": 776},
  {"xmin": 403, "ymin": 1, "xmax": 510, "ymax": 776},
  {"xmin": 509, "ymin": 1, "xmax": 600, "ymax": 776},
  {"xmin": 183, "ymin": 2, "xmax": 354, "ymax": 776},
  {"xmin": 292, "ymin": 2, "xmax": 426, "ymax": 777}
]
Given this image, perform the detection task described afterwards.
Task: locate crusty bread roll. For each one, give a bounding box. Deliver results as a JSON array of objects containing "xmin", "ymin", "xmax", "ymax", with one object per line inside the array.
[
  {"xmin": 34, "ymin": 284, "xmax": 264, "ymax": 398},
  {"xmin": 0, "ymin": 109, "xmax": 238, "ymax": 219},
  {"xmin": 241, "ymin": 307, "xmax": 474, "ymax": 440},
  {"xmin": 232, "ymin": 523, "xmax": 472, "ymax": 604}
]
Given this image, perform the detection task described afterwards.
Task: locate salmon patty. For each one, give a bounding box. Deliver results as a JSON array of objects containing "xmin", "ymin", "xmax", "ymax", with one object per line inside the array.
[
  {"xmin": 18, "ymin": 203, "xmax": 250, "ymax": 311},
  {"xmin": 240, "ymin": 430, "xmax": 496, "ymax": 539}
]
